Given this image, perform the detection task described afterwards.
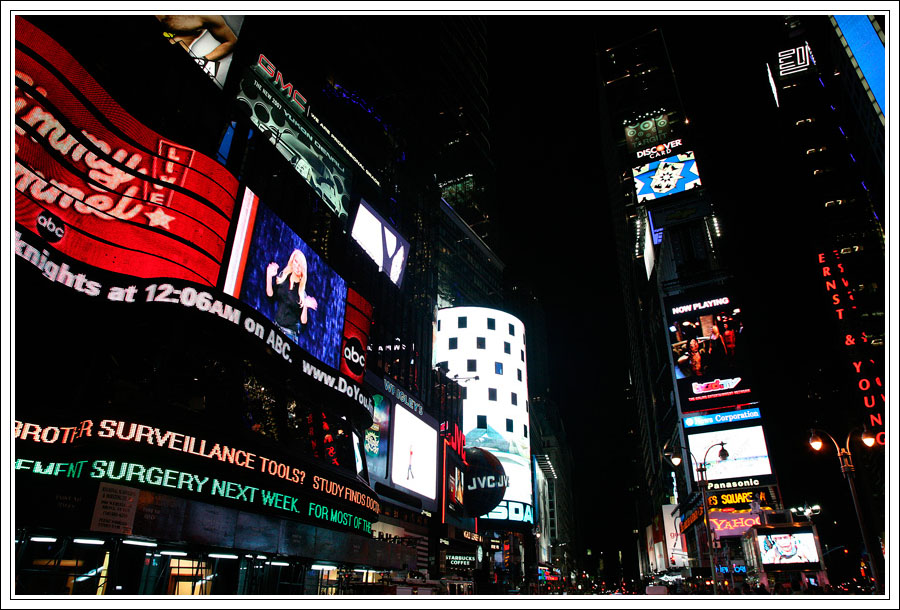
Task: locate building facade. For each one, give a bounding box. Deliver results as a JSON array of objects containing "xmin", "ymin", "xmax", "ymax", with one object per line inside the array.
[{"xmin": 14, "ymin": 14, "xmax": 568, "ymax": 596}]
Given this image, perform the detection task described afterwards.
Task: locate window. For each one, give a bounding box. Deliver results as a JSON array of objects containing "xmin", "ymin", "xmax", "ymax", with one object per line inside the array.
[
  {"xmin": 495, "ymin": 362, "xmax": 503, "ymax": 375},
  {"xmin": 511, "ymin": 392, "xmax": 518, "ymax": 405},
  {"xmin": 517, "ymin": 369, "xmax": 522, "ymax": 381},
  {"xmin": 477, "ymin": 337, "xmax": 486, "ymax": 349},
  {"xmin": 449, "ymin": 337, "xmax": 458, "ymax": 350},
  {"xmin": 506, "ymin": 419, "xmax": 513, "ymax": 433},
  {"xmin": 477, "ymin": 415, "xmax": 487, "ymax": 429},
  {"xmin": 437, "ymin": 320, "xmax": 441, "ymax": 331},
  {"xmin": 487, "ymin": 318, "xmax": 496, "ymax": 330},
  {"xmin": 504, "ymin": 342, "xmax": 511, "ymax": 354},
  {"xmin": 458, "ymin": 316, "xmax": 467, "ymax": 329},
  {"xmin": 521, "ymin": 349, "xmax": 525, "ymax": 362},
  {"xmin": 461, "ymin": 387, "xmax": 468, "ymax": 400},
  {"xmin": 509, "ymin": 323, "xmax": 515, "ymax": 336},
  {"xmin": 523, "ymin": 424, "xmax": 528, "ymax": 438},
  {"xmin": 489, "ymin": 388, "xmax": 497, "ymax": 401},
  {"xmin": 467, "ymin": 359, "xmax": 477, "ymax": 372}
]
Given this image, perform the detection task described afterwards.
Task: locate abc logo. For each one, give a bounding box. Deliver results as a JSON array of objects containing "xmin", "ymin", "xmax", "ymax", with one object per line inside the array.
[
  {"xmin": 37, "ymin": 212, "xmax": 66, "ymax": 243},
  {"xmin": 342, "ymin": 336, "xmax": 366, "ymax": 376}
]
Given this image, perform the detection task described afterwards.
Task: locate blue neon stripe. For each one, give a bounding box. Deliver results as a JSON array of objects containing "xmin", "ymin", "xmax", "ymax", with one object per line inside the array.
[{"xmin": 834, "ymin": 15, "xmax": 885, "ymax": 116}]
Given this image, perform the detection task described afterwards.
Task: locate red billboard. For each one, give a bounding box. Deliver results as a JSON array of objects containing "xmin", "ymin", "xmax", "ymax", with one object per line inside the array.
[{"xmin": 14, "ymin": 18, "xmax": 238, "ymax": 286}]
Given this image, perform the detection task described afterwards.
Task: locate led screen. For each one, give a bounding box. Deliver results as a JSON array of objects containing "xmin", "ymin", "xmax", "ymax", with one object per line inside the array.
[
  {"xmin": 633, "ymin": 152, "xmax": 701, "ymax": 203},
  {"xmin": 351, "ymin": 199, "xmax": 410, "ymax": 287},
  {"xmin": 156, "ymin": 15, "xmax": 244, "ymax": 90},
  {"xmin": 14, "ymin": 18, "xmax": 238, "ymax": 286},
  {"xmin": 236, "ymin": 56, "xmax": 352, "ymax": 219},
  {"xmin": 341, "ymin": 288, "xmax": 374, "ymax": 383},
  {"xmin": 758, "ymin": 530, "xmax": 820, "ymax": 566},
  {"xmin": 390, "ymin": 404, "xmax": 438, "ymax": 501},
  {"xmin": 666, "ymin": 293, "xmax": 753, "ymax": 412},
  {"xmin": 624, "ymin": 113, "xmax": 675, "ymax": 154},
  {"xmin": 443, "ymin": 446, "xmax": 469, "ymax": 526},
  {"xmin": 686, "ymin": 425, "xmax": 773, "ymax": 484},
  {"xmin": 224, "ymin": 188, "xmax": 347, "ymax": 369},
  {"xmin": 434, "ymin": 307, "xmax": 533, "ymax": 526},
  {"xmin": 833, "ymin": 15, "xmax": 885, "ymax": 116},
  {"xmin": 364, "ymin": 390, "xmax": 391, "ymax": 482},
  {"xmin": 684, "ymin": 407, "xmax": 761, "ymax": 429}
]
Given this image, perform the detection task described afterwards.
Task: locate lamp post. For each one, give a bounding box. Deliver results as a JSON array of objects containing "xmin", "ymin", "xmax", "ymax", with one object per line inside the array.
[
  {"xmin": 665, "ymin": 441, "xmax": 729, "ymax": 595},
  {"xmin": 808, "ymin": 428, "xmax": 883, "ymax": 594},
  {"xmin": 789, "ymin": 503, "xmax": 822, "ymax": 521}
]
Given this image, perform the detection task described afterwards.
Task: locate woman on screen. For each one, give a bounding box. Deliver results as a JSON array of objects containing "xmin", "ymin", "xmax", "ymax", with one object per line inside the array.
[{"xmin": 266, "ymin": 249, "xmax": 318, "ymax": 343}]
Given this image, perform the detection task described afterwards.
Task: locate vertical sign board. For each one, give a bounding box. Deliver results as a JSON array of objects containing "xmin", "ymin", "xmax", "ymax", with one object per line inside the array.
[
  {"xmin": 384, "ymin": 378, "xmax": 439, "ymax": 513},
  {"xmin": 661, "ymin": 504, "xmax": 689, "ymax": 569},
  {"xmin": 665, "ymin": 291, "xmax": 754, "ymax": 413},
  {"xmin": 363, "ymin": 371, "xmax": 391, "ymax": 483},
  {"xmin": 15, "ymin": 18, "xmax": 239, "ymax": 286}
]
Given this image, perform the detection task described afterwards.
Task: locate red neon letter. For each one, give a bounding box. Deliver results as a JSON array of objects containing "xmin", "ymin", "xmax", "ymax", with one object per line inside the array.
[{"xmin": 258, "ymin": 54, "xmax": 275, "ymax": 77}]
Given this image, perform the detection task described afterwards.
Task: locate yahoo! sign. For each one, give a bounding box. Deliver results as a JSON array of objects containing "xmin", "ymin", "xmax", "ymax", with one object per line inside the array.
[{"xmin": 708, "ymin": 511, "xmax": 761, "ymax": 536}]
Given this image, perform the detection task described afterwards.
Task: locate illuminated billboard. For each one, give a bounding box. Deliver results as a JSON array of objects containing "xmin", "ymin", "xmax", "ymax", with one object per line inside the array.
[
  {"xmin": 341, "ymin": 288, "xmax": 374, "ymax": 384},
  {"xmin": 662, "ymin": 504, "xmax": 689, "ymax": 568},
  {"xmin": 236, "ymin": 55, "xmax": 352, "ymax": 219},
  {"xmin": 362, "ymin": 374, "xmax": 439, "ymax": 513},
  {"xmin": 666, "ymin": 292, "xmax": 753, "ymax": 413},
  {"xmin": 686, "ymin": 423, "xmax": 774, "ymax": 490},
  {"xmin": 684, "ymin": 407, "xmax": 761, "ymax": 429},
  {"xmin": 390, "ymin": 404, "xmax": 438, "ymax": 501},
  {"xmin": 832, "ymin": 16, "xmax": 885, "ymax": 117},
  {"xmin": 635, "ymin": 138, "xmax": 686, "ymax": 162},
  {"xmin": 756, "ymin": 527, "xmax": 822, "ymax": 570},
  {"xmin": 156, "ymin": 15, "xmax": 244, "ymax": 89},
  {"xmin": 364, "ymin": 382, "xmax": 391, "ymax": 482},
  {"xmin": 709, "ymin": 510, "xmax": 762, "ymax": 537},
  {"xmin": 351, "ymin": 199, "xmax": 410, "ymax": 287},
  {"xmin": 624, "ymin": 113, "xmax": 675, "ymax": 154},
  {"xmin": 225, "ymin": 187, "xmax": 370, "ymax": 374},
  {"xmin": 14, "ymin": 18, "xmax": 239, "ymax": 286},
  {"xmin": 433, "ymin": 307, "xmax": 533, "ymax": 527},
  {"xmin": 15, "ymin": 412, "xmax": 381, "ymax": 536},
  {"xmin": 632, "ymin": 152, "xmax": 701, "ymax": 203}
]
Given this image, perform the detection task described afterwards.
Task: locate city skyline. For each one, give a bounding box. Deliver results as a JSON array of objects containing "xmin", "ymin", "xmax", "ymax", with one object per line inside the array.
[{"xmin": 7, "ymin": 8, "xmax": 891, "ymax": 598}]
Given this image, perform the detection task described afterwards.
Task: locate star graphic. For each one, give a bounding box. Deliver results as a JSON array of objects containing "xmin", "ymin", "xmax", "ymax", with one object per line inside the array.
[{"xmin": 145, "ymin": 207, "xmax": 175, "ymax": 230}]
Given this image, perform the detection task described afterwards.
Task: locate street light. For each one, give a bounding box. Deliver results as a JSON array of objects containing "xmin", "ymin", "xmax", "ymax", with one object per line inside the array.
[
  {"xmin": 808, "ymin": 427, "xmax": 883, "ymax": 595},
  {"xmin": 789, "ymin": 503, "xmax": 821, "ymax": 520},
  {"xmin": 664, "ymin": 441, "xmax": 729, "ymax": 595}
]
